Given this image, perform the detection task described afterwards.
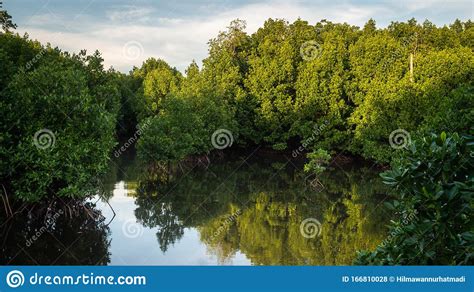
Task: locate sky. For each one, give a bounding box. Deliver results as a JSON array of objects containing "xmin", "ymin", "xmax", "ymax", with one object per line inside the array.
[{"xmin": 5, "ymin": 0, "xmax": 473, "ymax": 73}]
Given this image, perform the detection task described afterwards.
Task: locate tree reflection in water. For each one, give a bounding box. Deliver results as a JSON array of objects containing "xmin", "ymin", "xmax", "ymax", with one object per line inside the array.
[
  {"xmin": 133, "ymin": 153, "xmax": 390, "ymax": 265},
  {"xmin": 1, "ymin": 151, "xmax": 390, "ymax": 265},
  {"xmin": 1, "ymin": 201, "xmax": 111, "ymax": 265}
]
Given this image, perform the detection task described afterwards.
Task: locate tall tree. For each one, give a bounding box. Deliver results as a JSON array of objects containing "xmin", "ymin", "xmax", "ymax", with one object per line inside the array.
[{"xmin": 0, "ymin": 1, "xmax": 16, "ymax": 33}]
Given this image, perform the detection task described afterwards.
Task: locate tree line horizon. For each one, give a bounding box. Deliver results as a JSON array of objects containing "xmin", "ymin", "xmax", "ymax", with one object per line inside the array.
[{"xmin": 1, "ymin": 13, "xmax": 472, "ymax": 202}]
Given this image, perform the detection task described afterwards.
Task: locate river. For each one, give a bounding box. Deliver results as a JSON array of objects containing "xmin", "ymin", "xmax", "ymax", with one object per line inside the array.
[{"xmin": 1, "ymin": 148, "xmax": 390, "ymax": 265}]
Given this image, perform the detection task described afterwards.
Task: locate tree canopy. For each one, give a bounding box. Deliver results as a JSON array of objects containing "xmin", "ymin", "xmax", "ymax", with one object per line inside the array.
[{"xmin": 135, "ymin": 17, "xmax": 473, "ymax": 163}]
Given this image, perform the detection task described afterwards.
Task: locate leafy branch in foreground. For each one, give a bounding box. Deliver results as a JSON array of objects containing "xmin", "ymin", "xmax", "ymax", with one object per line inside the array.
[
  {"xmin": 304, "ymin": 149, "xmax": 332, "ymax": 176},
  {"xmin": 355, "ymin": 132, "xmax": 474, "ymax": 265}
]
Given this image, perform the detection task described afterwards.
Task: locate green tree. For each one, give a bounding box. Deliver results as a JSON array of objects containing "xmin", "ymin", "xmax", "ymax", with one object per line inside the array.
[
  {"xmin": 355, "ymin": 132, "xmax": 473, "ymax": 265},
  {"xmin": 295, "ymin": 23, "xmax": 359, "ymax": 150},
  {"xmin": 0, "ymin": 1, "xmax": 16, "ymax": 33},
  {"xmin": 137, "ymin": 97, "xmax": 202, "ymax": 163},
  {"xmin": 142, "ymin": 59, "xmax": 182, "ymax": 113},
  {"xmin": 244, "ymin": 19, "xmax": 311, "ymax": 148},
  {"xmin": 0, "ymin": 34, "xmax": 119, "ymax": 202},
  {"xmin": 200, "ymin": 20, "xmax": 253, "ymax": 144}
]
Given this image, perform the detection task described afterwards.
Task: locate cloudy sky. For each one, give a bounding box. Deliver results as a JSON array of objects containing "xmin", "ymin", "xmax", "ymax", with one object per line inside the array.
[{"xmin": 5, "ymin": 0, "xmax": 473, "ymax": 72}]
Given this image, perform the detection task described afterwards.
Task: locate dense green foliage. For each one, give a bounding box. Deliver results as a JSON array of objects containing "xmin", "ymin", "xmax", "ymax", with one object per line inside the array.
[
  {"xmin": 133, "ymin": 18, "xmax": 472, "ymax": 164},
  {"xmin": 3, "ymin": 17, "xmax": 472, "ymax": 199},
  {"xmin": 0, "ymin": 33, "xmax": 121, "ymax": 201},
  {"xmin": 355, "ymin": 132, "xmax": 473, "ymax": 265},
  {"xmin": 135, "ymin": 60, "xmax": 237, "ymax": 162},
  {"xmin": 304, "ymin": 149, "xmax": 331, "ymax": 175},
  {"xmin": 1, "ymin": 4, "xmax": 472, "ymax": 267}
]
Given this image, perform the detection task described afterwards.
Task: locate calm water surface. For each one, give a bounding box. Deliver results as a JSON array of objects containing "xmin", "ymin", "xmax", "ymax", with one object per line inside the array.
[{"xmin": 1, "ymin": 150, "xmax": 390, "ymax": 265}]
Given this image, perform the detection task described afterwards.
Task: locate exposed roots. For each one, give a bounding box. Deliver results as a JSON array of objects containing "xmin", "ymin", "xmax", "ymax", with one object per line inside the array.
[
  {"xmin": 0, "ymin": 195, "xmax": 106, "ymax": 223},
  {"xmin": 1, "ymin": 184, "xmax": 13, "ymax": 218}
]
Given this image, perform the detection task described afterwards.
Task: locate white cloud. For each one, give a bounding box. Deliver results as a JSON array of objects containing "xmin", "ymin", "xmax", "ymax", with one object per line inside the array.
[{"xmin": 106, "ymin": 5, "xmax": 155, "ymax": 22}]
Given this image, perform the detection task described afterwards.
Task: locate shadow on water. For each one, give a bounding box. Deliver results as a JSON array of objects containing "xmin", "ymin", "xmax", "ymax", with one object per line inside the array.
[
  {"xmin": 0, "ymin": 200, "xmax": 111, "ymax": 265},
  {"xmin": 1, "ymin": 149, "xmax": 391, "ymax": 265}
]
